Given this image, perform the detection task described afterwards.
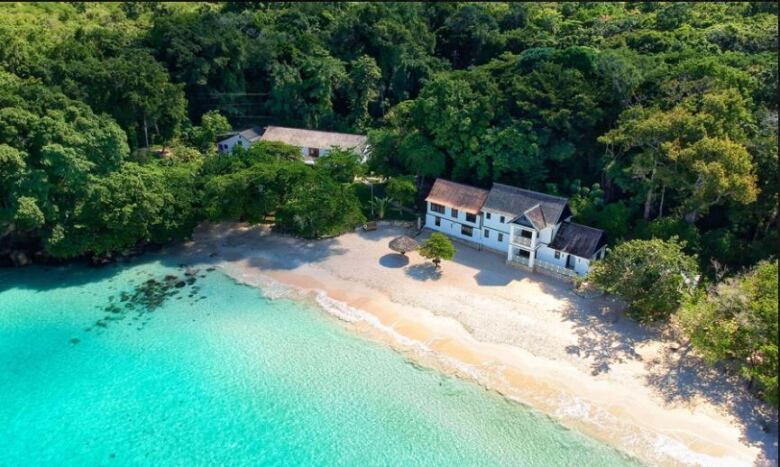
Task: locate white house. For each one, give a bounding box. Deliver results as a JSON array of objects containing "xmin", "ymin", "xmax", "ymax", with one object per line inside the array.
[
  {"xmin": 425, "ymin": 178, "xmax": 607, "ymax": 278},
  {"xmin": 217, "ymin": 126, "xmax": 369, "ymax": 164}
]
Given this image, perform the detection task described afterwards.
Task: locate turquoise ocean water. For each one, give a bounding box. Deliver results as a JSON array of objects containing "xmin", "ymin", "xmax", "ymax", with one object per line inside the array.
[{"xmin": 0, "ymin": 258, "xmax": 638, "ymax": 466}]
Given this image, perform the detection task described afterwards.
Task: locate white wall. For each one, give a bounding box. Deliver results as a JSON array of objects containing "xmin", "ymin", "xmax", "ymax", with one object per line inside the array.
[
  {"xmin": 537, "ymin": 226, "xmax": 554, "ymax": 244},
  {"xmin": 217, "ymin": 135, "xmax": 253, "ymax": 153},
  {"xmin": 424, "ymin": 213, "xmax": 482, "ymax": 245},
  {"xmin": 480, "ymin": 209, "xmax": 511, "ymax": 234},
  {"xmin": 574, "ymin": 257, "xmax": 590, "ymax": 275},
  {"xmin": 536, "ymin": 245, "xmax": 566, "ymax": 267},
  {"xmin": 426, "ymin": 202, "xmax": 483, "ymax": 245},
  {"xmin": 536, "ymin": 245, "xmax": 592, "ymax": 276},
  {"xmin": 480, "ymin": 227, "xmax": 508, "ymax": 251}
]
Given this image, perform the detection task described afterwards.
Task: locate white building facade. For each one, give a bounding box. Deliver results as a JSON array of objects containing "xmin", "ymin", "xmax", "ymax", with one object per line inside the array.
[{"xmin": 425, "ymin": 179, "xmax": 606, "ymax": 278}]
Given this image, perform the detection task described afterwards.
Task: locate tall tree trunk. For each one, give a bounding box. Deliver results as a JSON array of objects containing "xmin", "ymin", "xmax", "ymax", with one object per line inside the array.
[
  {"xmin": 657, "ymin": 184, "xmax": 666, "ymax": 219},
  {"xmin": 643, "ymin": 186, "xmax": 655, "ymax": 220},
  {"xmin": 143, "ymin": 114, "xmax": 149, "ymax": 149},
  {"xmin": 643, "ymin": 159, "xmax": 657, "ymax": 220}
]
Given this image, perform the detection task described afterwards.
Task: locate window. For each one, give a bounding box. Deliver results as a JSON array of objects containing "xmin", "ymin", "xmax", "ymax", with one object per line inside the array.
[
  {"xmin": 461, "ymin": 225, "xmax": 473, "ymax": 237},
  {"xmin": 309, "ymin": 147, "xmax": 320, "ymax": 158},
  {"xmin": 498, "ymin": 233, "xmax": 503, "ymax": 242},
  {"xmin": 434, "ymin": 216, "xmax": 441, "ymax": 227},
  {"xmin": 520, "ymin": 229, "xmax": 533, "ymax": 239},
  {"xmin": 451, "ymin": 208, "xmax": 459, "ymax": 218},
  {"xmin": 500, "ymin": 215, "xmax": 505, "ymax": 223},
  {"xmin": 554, "ymin": 251, "xmax": 560, "ymax": 259},
  {"xmin": 430, "ymin": 203, "xmax": 445, "ymax": 214},
  {"xmin": 486, "ymin": 212, "xmax": 491, "ymax": 220},
  {"xmin": 465, "ymin": 213, "xmax": 476, "ymax": 223},
  {"xmin": 237, "ymin": 140, "xmax": 243, "ymax": 146},
  {"xmin": 484, "ymin": 230, "xmax": 490, "ymax": 238}
]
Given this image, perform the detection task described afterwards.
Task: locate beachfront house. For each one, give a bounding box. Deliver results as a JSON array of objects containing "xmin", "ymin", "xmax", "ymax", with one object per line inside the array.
[
  {"xmin": 425, "ymin": 179, "xmax": 606, "ymax": 278},
  {"xmin": 217, "ymin": 126, "xmax": 370, "ymax": 164}
]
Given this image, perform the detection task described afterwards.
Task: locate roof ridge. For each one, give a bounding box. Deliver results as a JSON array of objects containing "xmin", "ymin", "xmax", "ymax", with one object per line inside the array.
[
  {"xmin": 524, "ymin": 203, "xmax": 546, "ymax": 226},
  {"xmin": 435, "ymin": 178, "xmax": 490, "ymax": 192},
  {"xmin": 264, "ymin": 125, "xmax": 366, "ymax": 138},
  {"xmin": 523, "ymin": 202, "xmax": 542, "ymax": 213},
  {"xmin": 491, "ymin": 183, "xmax": 569, "ymax": 203},
  {"xmin": 564, "ymin": 221, "xmax": 605, "ymax": 233}
]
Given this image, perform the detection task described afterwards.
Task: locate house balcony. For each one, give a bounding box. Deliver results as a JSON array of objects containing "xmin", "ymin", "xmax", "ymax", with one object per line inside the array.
[{"xmin": 510, "ymin": 235, "xmax": 534, "ymax": 248}]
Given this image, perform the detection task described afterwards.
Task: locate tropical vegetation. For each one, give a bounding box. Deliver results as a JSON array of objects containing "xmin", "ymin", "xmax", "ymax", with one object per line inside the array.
[{"xmin": 0, "ymin": 2, "xmax": 776, "ymax": 404}]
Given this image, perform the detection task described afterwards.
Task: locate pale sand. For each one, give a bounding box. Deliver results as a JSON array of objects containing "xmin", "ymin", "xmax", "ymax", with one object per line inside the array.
[{"xmin": 172, "ymin": 222, "xmax": 777, "ymax": 466}]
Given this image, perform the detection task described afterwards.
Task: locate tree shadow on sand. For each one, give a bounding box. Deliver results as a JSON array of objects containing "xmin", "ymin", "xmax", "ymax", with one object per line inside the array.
[
  {"xmin": 560, "ymin": 299, "xmax": 657, "ymax": 376},
  {"xmin": 644, "ymin": 345, "xmax": 778, "ymax": 462},
  {"xmin": 160, "ymin": 222, "xmax": 348, "ymax": 271},
  {"xmin": 562, "ymin": 297, "xmax": 777, "ymax": 463},
  {"xmin": 404, "ymin": 263, "xmax": 442, "ymax": 281}
]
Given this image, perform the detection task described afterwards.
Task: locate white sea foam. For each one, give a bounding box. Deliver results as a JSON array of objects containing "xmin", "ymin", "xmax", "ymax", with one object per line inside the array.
[
  {"xmin": 653, "ymin": 434, "xmax": 748, "ymax": 467},
  {"xmin": 219, "ymin": 263, "xmax": 748, "ymax": 467}
]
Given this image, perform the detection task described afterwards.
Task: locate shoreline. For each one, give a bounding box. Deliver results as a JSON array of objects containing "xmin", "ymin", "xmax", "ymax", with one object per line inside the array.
[{"xmin": 175, "ymin": 222, "xmax": 777, "ymax": 467}]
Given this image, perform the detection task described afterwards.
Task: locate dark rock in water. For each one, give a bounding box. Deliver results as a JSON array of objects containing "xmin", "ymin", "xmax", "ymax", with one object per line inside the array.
[
  {"xmin": 184, "ymin": 268, "xmax": 199, "ymax": 277},
  {"xmin": 206, "ymin": 267, "xmax": 216, "ymax": 272},
  {"xmin": 69, "ymin": 337, "xmax": 80, "ymax": 345},
  {"xmin": 110, "ymin": 453, "xmax": 116, "ymax": 459},
  {"xmin": 186, "ymin": 277, "xmax": 196, "ymax": 285},
  {"xmin": 99, "ymin": 272, "xmax": 185, "ymax": 331},
  {"xmin": 209, "ymin": 253, "xmax": 218, "ymax": 258},
  {"xmin": 95, "ymin": 320, "xmax": 107, "ymax": 328},
  {"xmin": 10, "ymin": 250, "xmax": 31, "ymax": 267}
]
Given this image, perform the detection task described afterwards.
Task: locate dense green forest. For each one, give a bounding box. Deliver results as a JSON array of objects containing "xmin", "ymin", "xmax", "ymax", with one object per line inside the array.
[
  {"xmin": 1, "ymin": 2, "xmax": 776, "ymax": 267},
  {"xmin": 0, "ymin": 1, "xmax": 776, "ymax": 405}
]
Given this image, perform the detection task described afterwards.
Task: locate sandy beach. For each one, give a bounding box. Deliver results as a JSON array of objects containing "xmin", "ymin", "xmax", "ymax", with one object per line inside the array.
[{"xmin": 173, "ymin": 222, "xmax": 777, "ymax": 466}]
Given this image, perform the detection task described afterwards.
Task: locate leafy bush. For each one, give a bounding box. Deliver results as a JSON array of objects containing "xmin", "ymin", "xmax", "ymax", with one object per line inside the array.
[
  {"xmin": 587, "ymin": 238, "xmax": 699, "ymax": 321},
  {"xmin": 677, "ymin": 261, "xmax": 778, "ymax": 407},
  {"xmin": 419, "ymin": 233, "xmax": 456, "ymax": 269}
]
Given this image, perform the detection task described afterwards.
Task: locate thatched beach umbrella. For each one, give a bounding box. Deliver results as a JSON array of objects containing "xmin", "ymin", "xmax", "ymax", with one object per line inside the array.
[{"xmin": 389, "ymin": 235, "xmax": 419, "ymax": 256}]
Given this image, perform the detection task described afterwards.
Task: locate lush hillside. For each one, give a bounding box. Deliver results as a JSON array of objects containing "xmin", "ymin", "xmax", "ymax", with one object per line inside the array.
[{"xmin": 1, "ymin": 1, "xmax": 775, "ymax": 269}]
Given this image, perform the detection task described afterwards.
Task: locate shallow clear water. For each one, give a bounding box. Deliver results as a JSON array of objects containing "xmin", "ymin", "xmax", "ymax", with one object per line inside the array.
[{"xmin": 0, "ymin": 258, "xmax": 638, "ymax": 466}]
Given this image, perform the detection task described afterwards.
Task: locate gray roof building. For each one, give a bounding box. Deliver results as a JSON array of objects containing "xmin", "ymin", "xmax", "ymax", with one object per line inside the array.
[
  {"xmin": 482, "ymin": 183, "xmax": 571, "ymax": 229},
  {"xmin": 237, "ymin": 127, "xmax": 264, "ymax": 142},
  {"xmin": 548, "ymin": 222, "xmax": 606, "ymax": 258},
  {"xmin": 260, "ymin": 126, "xmax": 369, "ymax": 153}
]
